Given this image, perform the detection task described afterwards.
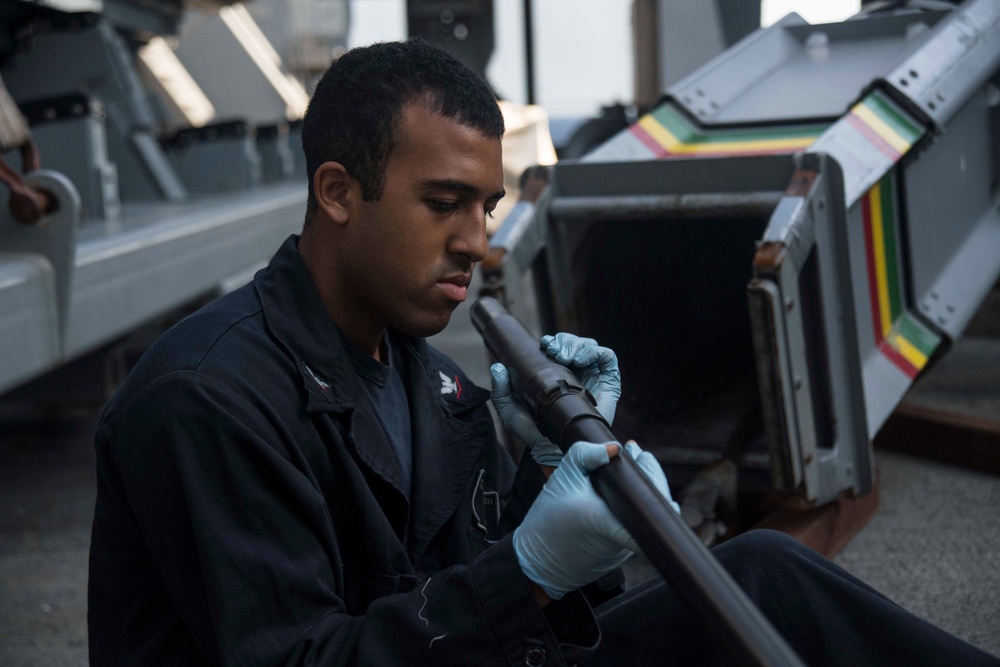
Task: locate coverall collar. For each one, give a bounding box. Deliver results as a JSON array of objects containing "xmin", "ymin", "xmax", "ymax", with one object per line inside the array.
[
  {"xmin": 254, "ymin": 235, "xmax": 489, "ymax": 413},
  {"xmin": 254, "ymin": 235, "xmax": 358, "ymax": 412}
]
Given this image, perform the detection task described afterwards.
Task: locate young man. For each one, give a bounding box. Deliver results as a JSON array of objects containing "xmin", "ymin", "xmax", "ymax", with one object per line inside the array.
[
  {"xmin": 87, "ymin": 37, "xmax": 639, "ymax": 666},
  {"xmin": 88, "ymin": 39, "xmax": 998, "ymax": 666}
]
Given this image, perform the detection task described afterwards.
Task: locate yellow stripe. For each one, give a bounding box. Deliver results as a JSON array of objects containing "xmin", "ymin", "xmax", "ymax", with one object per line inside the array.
[
  {"xmin": 638, "ymin": 115, "xmax": 682, "ymax": 151},
  {"xmin": 852, "ymin": 104, "xmax": 911, "ymax": 155},
  {"xmin": 671, "ymin": 136, "xmax": 816, "ymax": 154},
  {"xmin": 888, "ymin": 331, "xmax": 929, "ymax": 369},
  {"xmin": 869, "ymin": 187, "xmax": 893, "ymax": 339},
  {"xmin": 639, "ymin": 116, "xmax": 816, "ymax": 155}
]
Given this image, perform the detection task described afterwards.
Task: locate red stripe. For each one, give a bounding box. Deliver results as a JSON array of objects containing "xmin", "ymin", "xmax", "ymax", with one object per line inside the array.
[
  {"xmin": 629, "ymin": 124, "xmax": 670, "ymax": 158},
  {"xmin": 879, "ymin": 341, "xmax": 919, "ymax": 379},
  {"xmin": 845, "ymin": 113, "xmax": 900, "ymax": 162},
  {"xmin": 861, "ymin": 193, "xmax": 883, "ymax": 345}
]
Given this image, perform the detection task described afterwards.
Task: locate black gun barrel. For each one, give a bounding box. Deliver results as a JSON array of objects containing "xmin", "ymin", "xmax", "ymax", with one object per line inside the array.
[{"xmin": 471, "ymin": 296, "xmax": 803, "ymax": 667}]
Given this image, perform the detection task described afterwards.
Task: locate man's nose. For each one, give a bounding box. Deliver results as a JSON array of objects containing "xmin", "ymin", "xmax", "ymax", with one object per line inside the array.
[{"xmin": 449, "ymin": 211, "xmax": 489, "ymax": 263}]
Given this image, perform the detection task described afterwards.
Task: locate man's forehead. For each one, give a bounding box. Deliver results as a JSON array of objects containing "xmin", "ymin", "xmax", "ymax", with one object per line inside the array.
[
  {"xmin": 389, "ymin": 104, "xmax": 503, "ymax": 183},
  {"xmin": 395, "ymin": 101, "xmax": 500, "ymax": 145}
]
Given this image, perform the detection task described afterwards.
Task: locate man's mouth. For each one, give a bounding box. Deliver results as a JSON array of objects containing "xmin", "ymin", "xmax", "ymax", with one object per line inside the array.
[{"xmin": 437, "ymin": 273, "xmax": 472, "ymax": 302}]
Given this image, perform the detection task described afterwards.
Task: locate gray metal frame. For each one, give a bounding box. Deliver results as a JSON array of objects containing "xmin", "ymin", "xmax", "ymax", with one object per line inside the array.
[
  {"xmin": 0, "ymin": 5, "xmax": 311, "ymax": 397},
  {"xmin": 2, "ymin": 20, "xmax": 188, "ymax": 203},
  {"xmin": 0, "ymin": 176, "xmax": 305, "ymax": 394},
  {"xmin": 748, "ymin": 156, "xmax": 872, "ymax": 502},
  {"xmin": 0, "ymin": 170, "xmax": 79, "ymax": 391},
  {"xmin": 667, "ymin": 10, "xmax": 952, "ymax": 126},
  {"xmin": 486, "ymin": 0, "xmax": 999, "ymax": 506}
]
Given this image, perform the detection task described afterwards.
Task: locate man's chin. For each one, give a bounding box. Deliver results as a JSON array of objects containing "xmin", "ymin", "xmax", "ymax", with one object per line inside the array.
[{"xmin": 394, "ymin": 309, "xmax": 455, "ymax": 339}]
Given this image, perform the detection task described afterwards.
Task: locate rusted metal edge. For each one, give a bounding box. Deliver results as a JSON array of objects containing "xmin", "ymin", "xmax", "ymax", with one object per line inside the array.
[{"xmin": 549, "ymin": 191, "xmax": 783, "ymax": 222}]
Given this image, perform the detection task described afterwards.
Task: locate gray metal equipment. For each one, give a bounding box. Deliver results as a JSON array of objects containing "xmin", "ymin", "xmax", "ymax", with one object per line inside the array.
[
  {"xmin": 407, "ymin": 0, "xmax": 495, "ymax": 84},
  {"xmin": 0, "ymin": 0, "xmax": 311, "ymax": 397},
  {"xmin": 2, "ymin": 13, "xmax": 187, "ymax": 204},
  {"xmin": 487, "ymin": 0, "xmax": 1000, "ymax": 517}
]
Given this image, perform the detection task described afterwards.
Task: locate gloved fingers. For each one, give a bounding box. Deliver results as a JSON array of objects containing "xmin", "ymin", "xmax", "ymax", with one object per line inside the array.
[
  {"xmin": 624, "ymin": 441, "xmax": 667, "ymax": 492},
  {"xmin": 529, "ymin": 443, "xmax": 564, "ymax": 468},
  {"xmin": 562, "ymin": 440, "xmax": 617, "ymax": 475},
  {"xmin": 540, "ymin": 334, "xmax": 620, "ymax": 377},
  {"xmin": 595, "ymin": 395, "xmax": 619, "ymax": 427},
  {"xmin": 625, "ymin": 440, "xmax": 680, "ymax": 515},
  {"xmin": 490, "ymin": 363, "xmax": 547, "ymax": 449},
  {"xmin": 541, "ymin": 331, "xmax": 620, "ymax": 404},
  {"xmin": 540, "ymin": 332, "xmax": 575, "ymax": 365},
  {"xmin": 575, "ymin": 345, "xmax": 621, "ymax": 422},
  {"xmin": 568, "ymin": 343, "xmax": 620, "ymax": 378},
  {"xmin": 593, "ymin": 345, "xmax": 620, "ymax": 375},
  {"xmin": 489, "ymin": 362, "xmax": 512, "ymax": 396},
  {"xmin": 540, "ymin": 333, "xmax": 601, "ymax": 367},
  {"xmin": 541, "ymin": 332, "xmax": 604, "ymax": 373},
  {"xmin": 490, "ymin": 364, "xmax": 525, "ymax": 418}
]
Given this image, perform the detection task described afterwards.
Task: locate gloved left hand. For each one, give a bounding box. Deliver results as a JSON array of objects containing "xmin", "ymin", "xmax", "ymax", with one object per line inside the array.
[
  {"xmin": 514, "ymin": 440, "xmax": 678, "ymax": 601},
  {"xmin": 490, "ymin": 333, "xmax": 622, "ymax": 468},
  {"xmin": 540, "ymin": 333, "xmax": 621, "ymax": 426}
]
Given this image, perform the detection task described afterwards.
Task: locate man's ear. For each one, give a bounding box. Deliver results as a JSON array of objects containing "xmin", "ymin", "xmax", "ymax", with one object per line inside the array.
[{"xmin": 313, "ymin": 162, "xmax": 352, "ymax": 224}]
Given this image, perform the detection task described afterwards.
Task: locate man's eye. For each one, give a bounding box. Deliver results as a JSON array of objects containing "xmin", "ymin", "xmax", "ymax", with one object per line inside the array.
[
  {"xmin": 485, "ymin": 208, "xmax": 496, "ymax": 219},
  {"xmin": 427, "ymin": 200, "xmax": 457, "ymax": 213}
]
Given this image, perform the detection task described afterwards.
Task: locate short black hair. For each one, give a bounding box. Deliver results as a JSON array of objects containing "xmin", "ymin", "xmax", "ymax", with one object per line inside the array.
[{"xmin": 301, "ymin": 38, "xmax": 505, "ymax": 219}]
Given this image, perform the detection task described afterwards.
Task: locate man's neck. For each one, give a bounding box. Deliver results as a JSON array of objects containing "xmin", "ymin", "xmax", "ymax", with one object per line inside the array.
[
  {"xmin": 339, "ymin": 325, "xmax": 385, "ymax": 362},
  {"xmin": 297, "ymin": 233, "xmax": 385, "ymax": 361}
]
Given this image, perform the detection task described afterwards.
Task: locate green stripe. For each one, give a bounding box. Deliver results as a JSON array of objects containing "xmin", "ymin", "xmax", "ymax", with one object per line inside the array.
[
  {"xmin": 880, "ymin": 175, "xmax": 902, "ymax": 322},
  {"xmin": 863, "ymin": 92, "xmax": 922, "ymax": 144},
  {"xmin": 652, "ymin": 106, "xmax": 699, "ymax": 143},
  {"xmin": 866, "ymin": 92, "xmax": 922, "ymax": 141},
  {"xmin": 898, "ymin": 313, "xmax": 941, "ymax": 356},
  {"xmin": 652, "ymin": 104, "xmax": 826, "ymax": 146}
]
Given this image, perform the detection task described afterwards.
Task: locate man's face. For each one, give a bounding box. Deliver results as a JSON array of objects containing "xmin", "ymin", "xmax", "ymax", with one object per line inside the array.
[{"xmin": 339, "ymin": 103, "xmax": 504, "ymax": 340}]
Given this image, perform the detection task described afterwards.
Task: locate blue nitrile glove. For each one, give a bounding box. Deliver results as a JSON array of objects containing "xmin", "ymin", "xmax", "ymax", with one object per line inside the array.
[
  {"xmin": 540, "ymin": 333, "xmax": 622, "ymax": 426},
  {"xmin": 491, "ymin": 363, "xmax": 564, "ymax": 466},
  {"xmin": 490, "ymin": 333, "xmax": 622, "ymax": 468},
  {"xmin": 513, "ymin": 440, "xmax": 680, "ymax": 601}
]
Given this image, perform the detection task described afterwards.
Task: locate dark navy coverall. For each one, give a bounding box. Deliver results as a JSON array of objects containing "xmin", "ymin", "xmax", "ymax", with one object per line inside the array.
[{"xmin": 88, "ymin": 235, "xmax": 600, "ymax": 666}]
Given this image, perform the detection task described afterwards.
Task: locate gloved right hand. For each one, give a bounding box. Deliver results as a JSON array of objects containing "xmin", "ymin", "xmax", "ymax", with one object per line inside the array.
[{"xmin": 513, "ymin": 440, "xmax": 678, "ymax": 601}]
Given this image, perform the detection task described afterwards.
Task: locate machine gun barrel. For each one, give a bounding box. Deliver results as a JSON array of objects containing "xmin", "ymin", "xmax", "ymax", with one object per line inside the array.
[{"xmin": 471, "ymin": 296, "xmax": 804, "ymax": 667}]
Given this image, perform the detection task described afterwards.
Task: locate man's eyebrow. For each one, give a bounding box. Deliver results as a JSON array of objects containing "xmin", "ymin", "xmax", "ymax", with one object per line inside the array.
[{"xmin": 421, "ymin": 179, "xmax": 505, "ymax": 200}]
